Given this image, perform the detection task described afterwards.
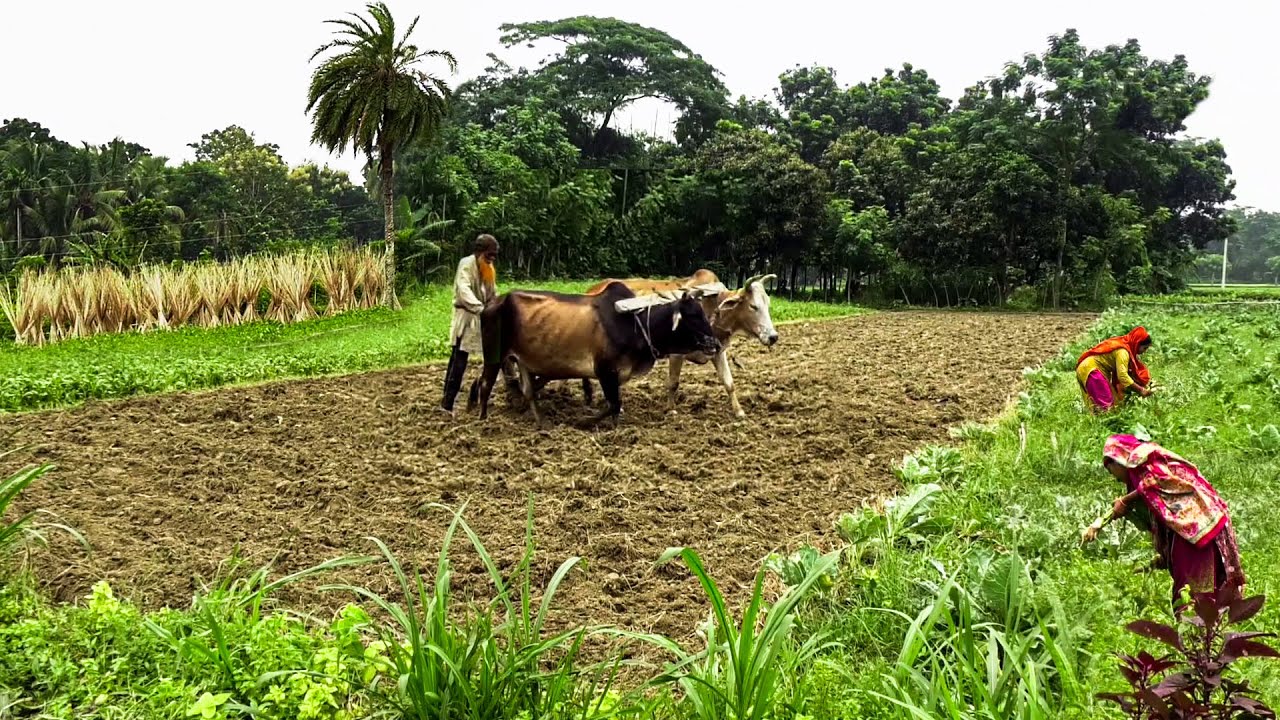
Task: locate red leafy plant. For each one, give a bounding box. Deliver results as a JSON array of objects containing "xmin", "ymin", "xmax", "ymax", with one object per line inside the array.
[{"xmin": 1100, "ymin": 585, "xmax": 1278, "ymax": 719}]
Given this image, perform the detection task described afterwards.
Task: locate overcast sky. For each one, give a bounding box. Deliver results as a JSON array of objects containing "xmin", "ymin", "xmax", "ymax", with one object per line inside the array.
[{"xmin": 4, "ymin": 0, "xmax": 1275, "ymax": 210}]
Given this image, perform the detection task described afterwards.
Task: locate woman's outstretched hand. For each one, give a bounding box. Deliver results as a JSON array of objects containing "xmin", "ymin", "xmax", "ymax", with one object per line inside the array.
[{"xmin": 1080, "ymin": 519, "xmax": 1103, "ymax": 545}]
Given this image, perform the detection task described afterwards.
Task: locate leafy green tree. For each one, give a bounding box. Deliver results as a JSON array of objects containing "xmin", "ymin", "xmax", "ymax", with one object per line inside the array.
[
  {"xmin": 847, "ymin": 64, "xmax": 950, "ymax": 136},
  {"xmin": 307, "ymin": 0, "xmax": 457, "ymax": 305},
  {"xmin": 824, "ymin": 200, "xmax": 892, "ymax": 299},
  {"xmin": 392, "ymin": 196, "xmax": 451, "ymax": 282},
  {"xmin": 777, "ymin": 64, "xmax": 950, "ymax": 161},
  {"xmin": 117, "ymin": 197, "xmax": 183, "ymax": 263},
  {"xmin": 177, "ymin": 127, "xmax": 314, "ymax": 257},
  {"xmin": 189, "ymin": 126, "xmax": 266, "ymax": 164},
  {"xmin": 1192, "ymin": 253, "xmax": 1225, "ymax": 283},
  {"xmin": 678, "ymin": 122, "xmax": 828, "ymax": 283},
  {"xmin": 0, "ymin": 118, "xmax": 69, "ymax": 150},
  {"xmin": 498, "ymin": 17, "xmax": 727, "ymax": 156},
  {"xmin": 290, "ymin": 163, "xmax": 380, "ymax": 243}
]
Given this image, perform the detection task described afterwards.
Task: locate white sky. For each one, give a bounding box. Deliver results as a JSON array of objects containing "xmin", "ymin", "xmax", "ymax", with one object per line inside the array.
[{"xmin": 3, "ymin": 0, "xmax": 1276, "ymax": 210}]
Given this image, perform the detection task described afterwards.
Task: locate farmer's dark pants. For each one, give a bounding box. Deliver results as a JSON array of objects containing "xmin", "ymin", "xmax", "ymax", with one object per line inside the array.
[{"xmin": 440, "ymin": 342, "xmax": 469, "ymax": 411}]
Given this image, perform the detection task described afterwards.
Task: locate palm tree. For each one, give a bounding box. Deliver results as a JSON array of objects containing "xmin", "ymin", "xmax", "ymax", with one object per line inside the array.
[{"xmin": 306, "ymin": 1, "xmax": 456, "ymax": 307}]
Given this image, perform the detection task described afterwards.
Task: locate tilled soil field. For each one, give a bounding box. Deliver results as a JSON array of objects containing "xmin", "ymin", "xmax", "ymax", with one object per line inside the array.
[{"xmin": 5, "ymin": 311, "xmax": 1092, "ymax": 641}]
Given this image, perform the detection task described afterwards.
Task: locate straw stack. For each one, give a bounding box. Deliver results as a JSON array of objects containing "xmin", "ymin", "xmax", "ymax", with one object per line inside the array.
[{"xmin": 0, "ymin": 248, "xmax": 391, "ymax": 345}]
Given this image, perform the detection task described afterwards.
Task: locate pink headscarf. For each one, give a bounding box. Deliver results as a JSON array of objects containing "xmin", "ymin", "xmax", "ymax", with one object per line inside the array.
[{"xmin": 1103, "ymin": 435, "xmax": 1230, "ymax": 548}]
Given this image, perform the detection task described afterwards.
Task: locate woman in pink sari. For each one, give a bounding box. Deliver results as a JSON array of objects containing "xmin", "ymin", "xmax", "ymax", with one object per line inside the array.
[{"xmin": 1081, "ymin": 435, "xmax": 1245, "ymax": 608}]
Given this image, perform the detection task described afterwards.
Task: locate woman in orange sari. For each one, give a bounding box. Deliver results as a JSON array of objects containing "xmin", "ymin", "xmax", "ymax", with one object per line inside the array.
[{"xmin": 1075, "ymin": 327, "xmax": 1153, "ymax": 412}]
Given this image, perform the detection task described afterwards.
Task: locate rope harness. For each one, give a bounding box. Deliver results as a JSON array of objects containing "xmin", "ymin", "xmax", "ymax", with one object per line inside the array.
[{"xmin": 634, "ymin": 303, "xmax": 660, "ymax": 362}]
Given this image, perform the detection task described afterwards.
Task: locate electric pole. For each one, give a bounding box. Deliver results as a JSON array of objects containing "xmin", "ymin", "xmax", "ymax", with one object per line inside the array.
[{"xmin": 1221, "ymin": 234, "xmax": 1229, "ymax": 289}]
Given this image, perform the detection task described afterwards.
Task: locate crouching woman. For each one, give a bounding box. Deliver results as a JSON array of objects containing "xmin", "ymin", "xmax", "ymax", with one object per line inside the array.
[{"xmin": 1081, "ymin": 434, "xmax": 1245, "ymax": 609}]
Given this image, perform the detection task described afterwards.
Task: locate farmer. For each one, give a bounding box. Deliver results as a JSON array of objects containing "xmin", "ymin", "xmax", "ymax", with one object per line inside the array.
[
  {"xmin": 1075, "ymin": 327, "xmax": 1153, "ymax": 413},
  {"xmin": 1081, "ymin": 434, "xmax": 1245, "ymax": 609},
  {"xmin": 438, "ymin": 234, "xmax": 498, "ymax": 416}
]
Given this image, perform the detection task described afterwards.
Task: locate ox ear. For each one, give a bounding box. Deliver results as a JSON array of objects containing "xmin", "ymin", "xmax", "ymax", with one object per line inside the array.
[{"xmin": 717, "ymin": 292, "xmax": 744, "ymax": 313}]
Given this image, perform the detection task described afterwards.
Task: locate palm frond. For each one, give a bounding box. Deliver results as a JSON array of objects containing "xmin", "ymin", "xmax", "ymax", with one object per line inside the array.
[{"xmin": 306, "ymin": 1, "xmax": 455, "ymax": 160}]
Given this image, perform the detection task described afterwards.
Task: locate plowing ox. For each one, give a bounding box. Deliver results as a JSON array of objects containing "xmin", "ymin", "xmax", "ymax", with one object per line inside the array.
[
  {"xmin": 578, "ymin": 269, "xmax": 780, "ymax": 418},
  {"xmin": 467, "ymin": 281, "xmax": 720, "ymax": 424}
]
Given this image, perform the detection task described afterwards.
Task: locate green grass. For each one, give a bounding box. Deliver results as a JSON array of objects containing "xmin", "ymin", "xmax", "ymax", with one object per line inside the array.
[
  {"xmin": 795, "ymin": 304, "xmax": 1280, "ymax": 717},
  {"xmin": 0, "ymin": 280, "xmax": 863, "ymax": 413}
]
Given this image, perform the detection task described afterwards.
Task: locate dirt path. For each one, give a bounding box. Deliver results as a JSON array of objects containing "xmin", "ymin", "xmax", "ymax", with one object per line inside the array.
[{"xmin": 6, "ymin": 311, "xmax": 1093, "ymax": 641}]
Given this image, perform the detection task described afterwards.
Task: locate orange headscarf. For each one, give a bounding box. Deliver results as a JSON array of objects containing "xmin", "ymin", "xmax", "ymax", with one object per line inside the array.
[{"xmin": 1078, "ymin": 327, "xmax": 1151, "ymax": 386}]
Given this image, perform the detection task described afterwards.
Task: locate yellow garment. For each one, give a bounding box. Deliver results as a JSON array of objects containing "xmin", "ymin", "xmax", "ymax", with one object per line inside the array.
[{"xmin": 1076, "ymin": 348, "xmax": 1137, "ymax": 405}]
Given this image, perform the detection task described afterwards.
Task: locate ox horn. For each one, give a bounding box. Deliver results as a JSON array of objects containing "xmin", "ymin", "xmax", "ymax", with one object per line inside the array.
[{"xmin": 744, "ymin": 273, "xmax": 777, "ymax": 289}]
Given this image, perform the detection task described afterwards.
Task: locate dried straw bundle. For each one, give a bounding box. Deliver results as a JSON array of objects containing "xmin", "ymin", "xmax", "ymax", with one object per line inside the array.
[
  {"xmin": 194, "ymin": 264, "xmax": 237, "ymax": 328},
  {"xmin": 138, "ymin": 267, "xmax": 169, "ymax": 330},
  {"xmin": 0, "ymin": 270, "xmax": 51, "ymax": 345},
  {"xmin": 92, "ymin": 268, "xmax": 134, "ymax": 335},
  {"xmin": 236, "ymin": 259, "xmax": 263, "ymax": 324},
  {"xmin": 316, "ymin": 250, "xmax": 358, "ymax": 315},
  {"xmin": 165, "ymin": 267, "xmax": 200, "ymax": 328},
  {"xmin": 264, "ymin": 254, "xmax": 316, "ymax": 324},
  {"xmin": 6, "ymin": 248, "xmax": 390, "ymax": 345},
  {"xmin": 355, "ymin": 248, "xmax": 389, "ymax": 309}
]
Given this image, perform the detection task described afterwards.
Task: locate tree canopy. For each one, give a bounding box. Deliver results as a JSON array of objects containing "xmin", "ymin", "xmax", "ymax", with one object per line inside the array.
[
  {"xmin": 497, "ymin": 16, "xmax": 727, "ymax": 154},
  {"xmin": 2, "ymin": 23, "xmax": 1250, "ymax": 307}
]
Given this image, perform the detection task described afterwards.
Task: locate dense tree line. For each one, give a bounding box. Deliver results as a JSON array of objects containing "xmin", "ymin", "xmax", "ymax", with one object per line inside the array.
[
  {"xmin": 3, "ymin": 13, "xmax": 1243, "ymax": 307},
  {"xmin": 0, "ymin": 121, "xmax": 381, "ymax": 272},
  {"xmin": 396, "ymin": 21, "xmax": 1236, "ymax": 306}
]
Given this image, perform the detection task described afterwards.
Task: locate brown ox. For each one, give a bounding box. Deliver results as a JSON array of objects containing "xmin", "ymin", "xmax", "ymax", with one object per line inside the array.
[
  {"xmin": 467, "ymin": 281, "xmax": 721, "ymax": 425},
  {"xmin": 577, "ymin": 269, "xmax": 779, "ymax": 418}
]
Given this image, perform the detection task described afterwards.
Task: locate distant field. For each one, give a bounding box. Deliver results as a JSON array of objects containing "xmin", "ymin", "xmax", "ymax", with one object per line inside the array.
[
  {"xmin": 1187, "ymin": 283, "xmax": 1280, "ymax": 295},
  {"xmin": 1119, "ymin": 284, "xmax": 1280, "ymax": 306},
  {"xmin": 0, "ymin": 280, "xmax": 862, "ymax": 412}
]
